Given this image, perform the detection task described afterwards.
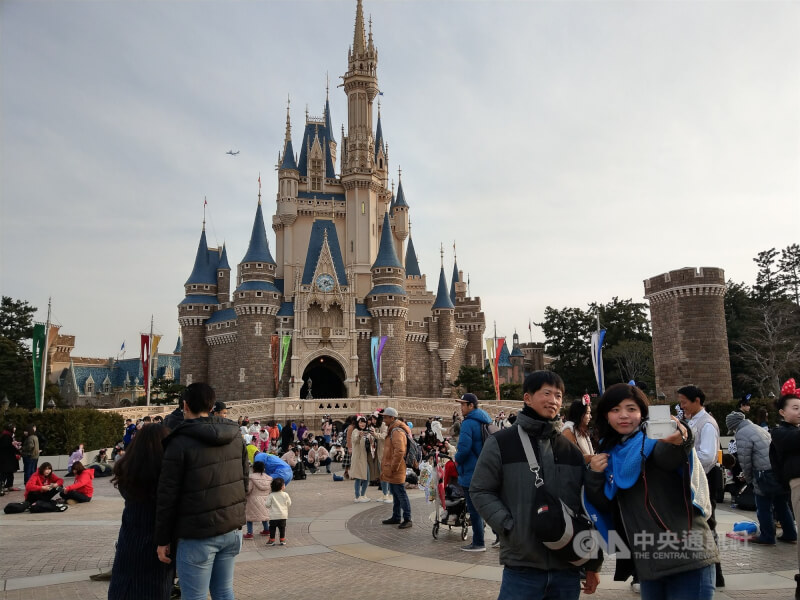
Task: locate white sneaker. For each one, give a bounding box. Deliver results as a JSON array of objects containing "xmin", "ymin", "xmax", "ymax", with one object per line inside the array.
[
  {"xmin": 383, "ymin": 495, "xmax": 393, "ymax": 503},
  {"xmin": 353, "ymin": 498, "xmax": 361, "ymax": 503},
  {"xmin": 358, "ymin": 496, "xmax": 371, "ymax": 502},
  {"xmin": 631, "ymin": 582, "xmax": 640, "ymax": 594}
]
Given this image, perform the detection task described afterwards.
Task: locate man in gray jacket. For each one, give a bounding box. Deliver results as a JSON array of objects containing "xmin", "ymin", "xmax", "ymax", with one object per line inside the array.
[
  {"xmin": 471, "ymin": 371, "xmax": 601, "ymax": 599},
  {"xmin": 727, "ymin": 411, "xmax": 797, "ymax": 545}
]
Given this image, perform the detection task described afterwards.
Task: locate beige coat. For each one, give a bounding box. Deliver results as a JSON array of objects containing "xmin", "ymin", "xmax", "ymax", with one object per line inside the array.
[
  {"xmin": 350, "ymin": 427, "xmax": 373, "ymax": 481},
  {"xmin": 381, "ymin": 420, "xmax": 411, "ymax": 484},
  {"xmin": 245, "ymin": 472, "xmax": 273, "ymax": 522}
]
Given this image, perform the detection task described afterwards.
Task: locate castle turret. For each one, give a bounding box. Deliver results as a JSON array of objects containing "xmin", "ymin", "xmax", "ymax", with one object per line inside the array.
[
  {"xmin": 276, "ymin": 101, "xmax": 299, "ymax": 280},
  {"xmin": 393, "ymin": 174, "xmax": 409, "ymax": 252},
  {"xmin": 217, "ymin": 243, "xmax": 231, "ymax": 303},
  {"xmin": 510, "ymin": 332, "xmax": 524, "ymax": 383},
  {"xmin": 178, "ymin": 226, "xmax": 220, "ymax": 386},
  {"xmin": 432, "ymin": 256, "xmax": 455, "ymax": 395},
  {"xmin": 232, "ymin": 201, "xmax": 282, "ymax": 398},
  {"xmin": 374, "ymin": 106, "xmax": 388, "ymax": 186},
  {"xmin": 366, "ymin": 210, "xmax": 408, "ymax": 396}
]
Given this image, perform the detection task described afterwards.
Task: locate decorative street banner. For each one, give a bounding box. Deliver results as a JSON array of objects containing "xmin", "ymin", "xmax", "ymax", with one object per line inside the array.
[
  {"xmin": 32, "ymin": 324, "xmax": 46, "ymax": 411},
  {"xmin": 151, "ymin": 334, "xmax": 162, "ymax": 358},
  {"xmin": 485, "ymin": 338, "xmax": 497, "ymax": 400},
  {"xmin": 371, "ymin": 336, "xmax": 388, "ymax": 395},
  {"xmin": 494, "ymin": 337, "xmax": 505, "ymax": 400},
  {"xmin": 279, "ymin": 335, "xmax": 291, "ymax": 380},
  {"xmin": 271, "ymin": 335, "xmax": 280, "ymax": 391},
  {"xmin": 141, "ymin": 334, "xmax": 151, "ymax": 397},
  {"xmin": 591, "ymin": 329, "xmax": 607, "ymax": 395}
]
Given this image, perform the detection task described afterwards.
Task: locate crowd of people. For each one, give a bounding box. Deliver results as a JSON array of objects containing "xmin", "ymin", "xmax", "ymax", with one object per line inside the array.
[{"xmin": 4, "ymin": 372, "xmax": 800, "ymax": 600}]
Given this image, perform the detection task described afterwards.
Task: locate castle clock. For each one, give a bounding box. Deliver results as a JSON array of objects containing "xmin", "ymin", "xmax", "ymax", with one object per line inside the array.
[{"xmin": 315, "ymin": 273, "xmax": 335, "ymax": 292}]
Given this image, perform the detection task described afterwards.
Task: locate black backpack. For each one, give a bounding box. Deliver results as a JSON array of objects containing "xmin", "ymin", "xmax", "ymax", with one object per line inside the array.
[
  {"xmin": 4, "ymin": 501, "xmax": 30, "ymax": 514},
  {"xmin": 481, "ymin": 422, "xmax": 500, "ymax": 444},
  {"xmin": 403, "ymin": 433, "xmax": 422, "ymax": 470},
  {"xmin": 29, "ymin": 499, "xmax": 67, "ymax": 513}
]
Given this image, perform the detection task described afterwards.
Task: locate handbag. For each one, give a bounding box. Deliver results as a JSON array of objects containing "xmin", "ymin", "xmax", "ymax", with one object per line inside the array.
[
  {"xmin": 755, "ymin": 469, "xmax": 787, "ymax": 496},
  {"xmin": 518, "ymin": 427, "xmax": 596, "ymax": 566}
]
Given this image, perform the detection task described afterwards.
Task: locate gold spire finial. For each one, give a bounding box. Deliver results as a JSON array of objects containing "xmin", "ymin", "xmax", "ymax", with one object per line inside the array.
[{"xmin": 284, "ymin": 95, "xmax": 292, "ymax": 143}]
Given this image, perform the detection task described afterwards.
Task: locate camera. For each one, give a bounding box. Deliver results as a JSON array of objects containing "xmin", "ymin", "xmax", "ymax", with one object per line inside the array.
[{"xmin": 645, "ymin": 405, "xmax": 677, "ymax": 439}]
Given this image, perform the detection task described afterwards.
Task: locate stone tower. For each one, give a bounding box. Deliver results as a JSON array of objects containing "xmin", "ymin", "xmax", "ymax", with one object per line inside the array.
[
  {"xmin": 644, "ymin": 266, "xmax": 733, "ymax": 402},
  {"xmin": 432, "ymin": 257, "xmax": 456, "ymax": 397},
  {"xmin": 367, "ymin": 210, "xmax": 408, "ymax": 396}
]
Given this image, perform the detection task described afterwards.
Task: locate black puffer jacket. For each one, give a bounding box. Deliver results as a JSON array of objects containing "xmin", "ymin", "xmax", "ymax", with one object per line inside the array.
[
  {"xmin": 770, "ymin": 421, "xmax": 800, "ymax": 484},
  {"xmin": 155, "ymin": 417, "xmax": 248, "ymax": 545}
]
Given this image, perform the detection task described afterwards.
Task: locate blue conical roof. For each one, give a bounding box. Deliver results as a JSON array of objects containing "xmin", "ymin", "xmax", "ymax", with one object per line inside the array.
[
  {"xmin": 510, "ymin": 345, "xmax": 523, "ymax": 358},
  {"xmin": 185, "ymin": 229, "xmax": 217, "ymax": 285},
  {"xmin": 242, "ymin": 203, "xmax": 275, "ymax": 264},
  {"xmin": 498, "ymin": 341, "xmax": 512, "ymax": 367},
  {"xmin": 394, "ymin": 180, "xmax": 408, "ymax": 208},
  {"xmin": 325, "ymin": 97, "xmax": 336, "ymax": 142},
  {"xmin": 432, "ymin": 266, "xmax": 454, "ymax": 309},
  {"xmin": 405, "ymin": 237, "xmax": 421, "ymax": 277},
  {"xmin": 174, "ymin": 336, "xmax": 182, "ymax": 354},
  {"xmin": 281, "ymin": 138, "xmax": 297, "ymax": 170},
  {"xmin": 450, "ymin": 259, "xmax": 459, "ymax": 304},
  {"xmin": 218, "ymin": 243, "xmax": 230, "ymax": 270},
  {"xmin": 372, "ymin": 211, "xmax": 402, "ymax": 269}
]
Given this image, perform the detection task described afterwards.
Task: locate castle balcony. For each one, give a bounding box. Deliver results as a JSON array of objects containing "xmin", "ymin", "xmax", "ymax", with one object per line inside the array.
[{"xmin": 302, "ymin": 327, "xmax": 349, "ymax": 340}]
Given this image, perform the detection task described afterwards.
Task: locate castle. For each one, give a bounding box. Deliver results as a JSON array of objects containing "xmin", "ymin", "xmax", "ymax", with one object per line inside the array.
[{"xmin": 178, "ymin": 0, "xmax": 485, "ymax": 403}]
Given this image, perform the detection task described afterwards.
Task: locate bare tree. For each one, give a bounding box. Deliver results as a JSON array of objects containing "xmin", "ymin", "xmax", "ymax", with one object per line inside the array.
[
  {"xmin": 605, "ymin": 339, "xmax": 654, "ymax": 387},
  {"xmin": 735, "ymin": 301, "xmax": 800, "ymax": 396}
]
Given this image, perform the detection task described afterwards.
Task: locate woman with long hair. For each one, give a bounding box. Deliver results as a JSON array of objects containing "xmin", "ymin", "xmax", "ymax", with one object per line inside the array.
[
  {"xmin": 350, "ymin": 416, "xmax": 373, "ymax": 502},
  {"xmin": 585, "ymin": 383, "xmax": 719, "ymax": 600},
  {"xmin": 108, "ymin": 423, "xmax": 175, "ymax": 600},
  {"xmin": 561, "ymin": 398, "xmax": 595, "ymax": 462},
  {"xmin": 24, "ymin": 462, "xmax": 63, "ymax": 502},
  {"xmin": 61, "ymin": 461, "xmax": 94, "ymax": 503}
]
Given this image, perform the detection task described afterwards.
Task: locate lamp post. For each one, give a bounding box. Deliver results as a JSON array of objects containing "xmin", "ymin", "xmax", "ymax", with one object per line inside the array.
[{"xmin": 2, "ymin": 394, "xmax": 9, "ymax": 420}]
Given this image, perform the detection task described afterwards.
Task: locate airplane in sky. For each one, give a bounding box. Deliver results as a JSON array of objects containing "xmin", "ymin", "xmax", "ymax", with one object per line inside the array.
[{"xmin": 226, "ymin": 150, "xmax": 240, "ymax": 156}]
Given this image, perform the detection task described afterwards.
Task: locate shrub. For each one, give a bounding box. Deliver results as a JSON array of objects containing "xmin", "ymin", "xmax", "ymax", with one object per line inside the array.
[{"xmin": 1, "ymin": 407, "xmax": 124, "ymax": 454}]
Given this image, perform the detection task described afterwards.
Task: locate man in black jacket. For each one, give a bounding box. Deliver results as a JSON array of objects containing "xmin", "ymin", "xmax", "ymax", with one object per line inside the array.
[{"xmin": 156, "ymin": 383, "xmax": 248, "ymax": 600}]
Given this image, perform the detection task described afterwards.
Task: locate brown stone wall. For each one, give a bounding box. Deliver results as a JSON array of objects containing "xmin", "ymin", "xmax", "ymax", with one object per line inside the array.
[
  {"xmin": 217, "ymin": 270, "xmax": 230, "ymax": 303},
  {"xmin": 645, "ymin": 267, "xmax": 732, "ymax": 402},
  {"xmin": 370, "ymin": 315, "xmax": 407, "ymax": 397},
  {"xmin": 404, "ymin": 339, "xmax": 432, "ymax": 397},
  {"xmin": 179, "ymin": 318, "xmax": 208, "ymax": 386},
  {"xmin": 208, "ymin": 337, "xmax": 238, "ymax": 403},
  {"xmin": 357, "ymin": 336, "xmax": 373, "ymax": 395},
  {"xmin": 235, "ymin": 313, "xmax": 278, "ymax": 399}
]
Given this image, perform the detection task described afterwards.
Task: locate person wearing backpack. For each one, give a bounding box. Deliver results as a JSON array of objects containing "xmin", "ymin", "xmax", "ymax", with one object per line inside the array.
[
  {"xmin": 379, "ymin": 407, "xmax": 413, "ymax": 529},
  {"xmin": 455, "ymin": 393, "xmax": 494, "ymax": 552}
]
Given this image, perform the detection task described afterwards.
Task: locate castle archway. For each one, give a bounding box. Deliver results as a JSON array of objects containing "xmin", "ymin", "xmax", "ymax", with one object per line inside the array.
[{"xmin": 300, "ymin": 355, "xmax": 347, "ymax": 399}]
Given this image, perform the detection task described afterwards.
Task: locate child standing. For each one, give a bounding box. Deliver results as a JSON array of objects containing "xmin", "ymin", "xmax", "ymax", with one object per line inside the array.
[
  {"xmin": 244, "ymin": 461, "xmax": 272, "ymax": 539},
  {"xmin": 265, "ymin": 477, "xmax": 291, "ymax": 546}
]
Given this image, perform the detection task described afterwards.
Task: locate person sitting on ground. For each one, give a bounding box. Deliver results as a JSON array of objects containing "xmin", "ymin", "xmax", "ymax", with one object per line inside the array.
[
  {"xmin": 246, "ymin": 437, "xmax": 259, "ymax": 465},
  {"xmin": 243, "ymin": 461, "xmax": 272, "ymax": 540},
  {"xmin": 61, "ymin": 461, "xmax": 94, "ymax": 503},
  {"xmin": 25, "ymin": 462, "xmax": 64, "ymax": 503},
  {"xmin": 86, "ymin": 448, "xmax": 113, "ymax": 477},
  {"xmin": 66, "ymin": 444, "xmax": 84, "ymax": 476},
  {"xmin": 304, "ymin": 440, "xmax": 332, "ymax": 473}
]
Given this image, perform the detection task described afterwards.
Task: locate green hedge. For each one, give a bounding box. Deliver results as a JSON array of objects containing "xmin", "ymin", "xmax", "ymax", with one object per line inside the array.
[{"xmin": 1, "ymin": 408, "xmax": 124, "ymax": 455}]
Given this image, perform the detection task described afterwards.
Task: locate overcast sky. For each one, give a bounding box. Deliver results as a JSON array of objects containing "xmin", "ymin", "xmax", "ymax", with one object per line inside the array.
[{"xmin": 2, "ymin": 0, "xmax": 798, "ymax": 358}]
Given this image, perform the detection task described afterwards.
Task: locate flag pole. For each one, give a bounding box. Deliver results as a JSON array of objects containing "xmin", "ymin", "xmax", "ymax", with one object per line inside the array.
[
  {"xmin": 39, "ymin": 297, "xmax": 52, "ymax": 412},
  {"xmin": 146, "ymin": 315, "xmax": 153, "ymax": 406}
]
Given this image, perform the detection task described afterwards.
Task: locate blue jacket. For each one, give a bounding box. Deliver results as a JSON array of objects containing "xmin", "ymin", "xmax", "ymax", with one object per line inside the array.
[{"xmin": 455, "ymin": 408, "xmax": 492, "ymax": 487}]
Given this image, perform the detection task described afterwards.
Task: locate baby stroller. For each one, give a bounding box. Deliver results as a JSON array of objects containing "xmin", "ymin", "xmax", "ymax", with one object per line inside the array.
[{"xmin": 432, "ymin": 457, "xmax": 471, "ymax": 540}]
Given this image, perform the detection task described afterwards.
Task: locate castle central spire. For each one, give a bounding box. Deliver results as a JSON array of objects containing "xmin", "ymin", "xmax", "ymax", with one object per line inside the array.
[{"xmin": 353, "ymin": 0, "xmax": 367, "ymax": 55}]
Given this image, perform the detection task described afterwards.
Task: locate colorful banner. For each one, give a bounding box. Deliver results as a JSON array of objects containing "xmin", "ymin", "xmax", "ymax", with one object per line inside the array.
[
  {"xmin": 371, "ymin": 336, "xmax": 388, "ymax": 395},
  {"xmin": 494, "ymin": 337, "xmax": 505, "ymax": 400},
  {"xmin": 32, "ymin": 324, "xmax": 46, "ymax": 411},
  {"xmin": 485, "ymin": 338, "xmax": 497, "ymax": 400},
  {"xmin": 151, "ymin": 334, "xmax": 162, "ymax": 358},
  {"xmin": 279, "ymin": 335, "xmax": 291, "ymax": 379},
  {"xmin": 591, "ymin": 329, "xmax": 606, "ymax": 395},
  {"xmin": 141, "ymin": 334, "xmax": 151, "ymax": 397},
  {"xmin": 271, "ymin": 335, "xmax": 280, "ymax": 391}
]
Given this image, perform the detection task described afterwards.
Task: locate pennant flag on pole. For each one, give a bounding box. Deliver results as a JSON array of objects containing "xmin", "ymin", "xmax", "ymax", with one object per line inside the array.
[
  {"xmin": 494, "ymin": 337, "xmax": 505, "ymax": 401},
  {"xmin": 485, "ymin": 338, "xmax": 497, "ymax": 400},
  {"xmin": 151, "ymin": 335, "xmax": 162, "ymax": 357},
  {"xmin": 271, "ymin": 335, "xmax": 280, "ymax": 391},
  {"xmin": 280, "ymin": 335, "xmax": 291, "ymax": 379},
  {"xmin": 32, "ymin": 324, "xmax": 46, "ymax": 411},
  {"xmin": 591, "ymin": 330, "xmax": 607, "ymax": 395},
  {"xmin": 141, "ymin": 334, "xmax": 151, "ymax": 397}
]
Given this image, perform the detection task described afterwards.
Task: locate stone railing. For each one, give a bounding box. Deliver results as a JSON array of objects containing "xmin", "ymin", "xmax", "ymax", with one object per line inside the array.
[{"xmin": 101, "ymin": 397, "xmax": 525, "ymax": 428}]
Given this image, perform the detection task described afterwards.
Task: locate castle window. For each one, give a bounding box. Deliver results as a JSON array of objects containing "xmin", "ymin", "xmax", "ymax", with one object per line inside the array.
[
  {"xmin": 203, "ymin": 306, "xmax": 210, "ymax": 311},
  {"xmin": 255, "ymin": 322, "xmax": 263, "ymax": 336},
  {"xmin": 187, "ymin": 306, "xmax": 193, "ymax": 311},
  {"xmin": 85, "ymin": 381, "xmax": 94, "ymax": 395},
  {"xmin": 273, "ymin": 294, "xmax": 279, "ymax": 299},
  {"xmin": 351, "ymin": 241, "xmax": 354, "ymax": 252},
  {"xmin": 203, "ymin": 285, "xmax": 209, "ymax": 290},
  {"xmin": 257, "ymin": 263, "xmax": 262, "ymax": 268},
  {"xmin": 361, "ymin": 202, "xmax": 365, "ymax": 215},
  {"xmin": 399, "ymin": 366, "xmax": 405, "ymax": 382},
  {"xmin": 186, "ymin": 374, "xmax": 192, "ymax": 385},
  {"xmin": 191, "ymin": 285, "xmax": 197, "ymax": 290},
  {"xmin": 311, "ymin": 176, "xmax": 321, "ymax": 191},
  {"xmin": 103, "ymin": 381, "xmax": 110, "ymax": 393},
  {"xmin": 388, "ymin": 296, "xmax": 394, "ymax": 300},
  {"xmin": 216, "ymin": 324, "xmax": 221, "ymax": 329},
  {"xmin": 387, "ymin": 323, "xmax": 394, "ymax": 337},
  {"xmin": 256, "ymin": 292, "xmax": 263, "ymax": 297},
  {"xmin": 239, "ymin": 293, "xmax": 245, "ymax": 298},
  {"xmin": 218, "ymin": 272, "xmax": 223, "ymax": 278},
  {"xmin": 239, "ymin": 368, "xmax": 246, "ymax": 383},
  {"xmin": 244, "ymin": 264, "xmax": 250, "ymax": 269}
]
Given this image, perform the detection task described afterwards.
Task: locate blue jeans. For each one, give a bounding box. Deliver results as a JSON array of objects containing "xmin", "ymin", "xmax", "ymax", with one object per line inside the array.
[
  {"xmin": 176, "ymin": 529, "xmax": 242, "ymax": 600},
  {"xmin": 354, "ymin": 478, "xmax": 368, "ymax": 497},
  {"xmin": 380, "ymin": 480, "xmax": 389, "ymax": 495},
  {"xmin": 639, "ymin": 564, "xmax": 715, "ymax": 600},
  {"xmin": 755, "ymin": 492, "xmax": 797, "ymax": 543},
  {"xmin": 464, "ymin": 487, "xmax": 484, "ymax": 547},
  {"xmin": 498, "ymin": 566, "xmax": 580, "ymax": 600},
  {"xmin": 389, "ymin": 482, "xmax": 411, "ymax": 521},
  {"xmin": 245, "ymin": 521, "xmax": 268, "ymax": 535},
  {"xmin": 22, "ymin": 457, "xmax": 38, "ymax": 483}
]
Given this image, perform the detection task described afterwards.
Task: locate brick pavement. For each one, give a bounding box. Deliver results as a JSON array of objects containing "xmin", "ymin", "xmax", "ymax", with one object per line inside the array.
[{"xmin": 1, "ymin": 465, "xmax": 797, "ymax": 599}]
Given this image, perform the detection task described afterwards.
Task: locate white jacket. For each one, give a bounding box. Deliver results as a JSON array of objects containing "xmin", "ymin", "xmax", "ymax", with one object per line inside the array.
[{"xmin": 265, "ymin": 490, "xmax": 292, "ymax": 520}]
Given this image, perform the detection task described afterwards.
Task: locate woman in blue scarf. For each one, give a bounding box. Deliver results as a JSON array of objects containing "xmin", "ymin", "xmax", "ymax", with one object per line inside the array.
[{"xmin": 585, "ymin": 383, "xmax": 719, "ymax": 600}]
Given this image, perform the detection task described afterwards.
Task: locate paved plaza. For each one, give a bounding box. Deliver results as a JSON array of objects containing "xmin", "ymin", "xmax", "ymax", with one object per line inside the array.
[{"xmin": 1, "ymin": 463, "xmax": 797, "ymax": 599}]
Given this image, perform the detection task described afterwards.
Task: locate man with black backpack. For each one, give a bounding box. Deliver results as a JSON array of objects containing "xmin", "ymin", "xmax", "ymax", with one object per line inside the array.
[{"xmin": 455, "ymin": 393, "xmax": 494, "ymax": 552}]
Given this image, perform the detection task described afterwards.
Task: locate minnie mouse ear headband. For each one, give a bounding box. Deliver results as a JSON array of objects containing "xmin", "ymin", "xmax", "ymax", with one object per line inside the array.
[
  {"xmin": 356, "ymin": 415, "xmax": 367, "ymax": 422},
  {"xmin": 582, "ymin": 394, "xmax": 591, "ymax": 406},
  {"xmin": 782, "ymin": 378, "xmax": 800, "ymax": 399}
]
